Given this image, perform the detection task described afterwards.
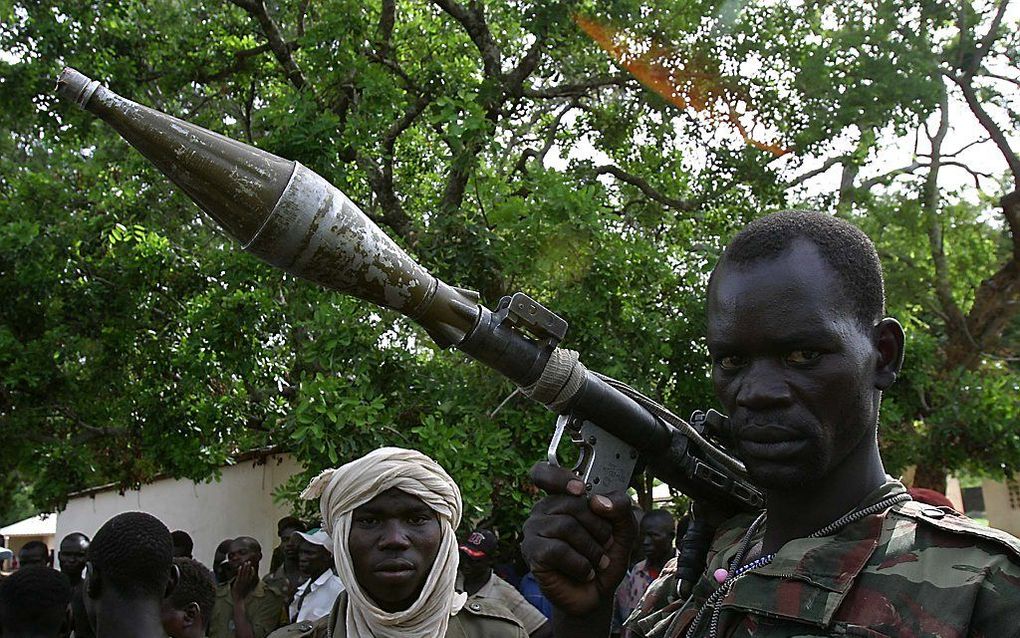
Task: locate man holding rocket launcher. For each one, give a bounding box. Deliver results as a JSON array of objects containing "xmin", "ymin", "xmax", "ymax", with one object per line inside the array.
[{"xmin": 54, "ymin": 69, "xmax": 1020, "ymax": 637}]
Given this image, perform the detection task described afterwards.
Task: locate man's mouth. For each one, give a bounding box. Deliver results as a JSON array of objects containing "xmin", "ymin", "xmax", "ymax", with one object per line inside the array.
[
  {"xmin": 739, "ymin": 424, "xmax": 804, "ymax": 444},
  {"xmin": 374, "ymin": 559, "xmax": 416, "ymax": 574},
  {"xmin": 739, "ymin": 438, "xmax": 809, "ymax": 460}
]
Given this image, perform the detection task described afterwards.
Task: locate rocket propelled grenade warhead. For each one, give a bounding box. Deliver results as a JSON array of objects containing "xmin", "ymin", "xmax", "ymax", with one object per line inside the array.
[
  {"xmin": 56, "ymin": 67, "xmax": 480, "ymax": 348},
  {"xmin": 57, "ymin": 68, "xmax": 763, "ymax": 513}
]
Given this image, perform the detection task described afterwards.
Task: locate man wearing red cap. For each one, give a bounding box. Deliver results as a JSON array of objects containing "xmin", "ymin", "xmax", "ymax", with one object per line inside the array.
[{"xmin": 458, "ymin": 530, "xmax": 552, "ymax": 638}]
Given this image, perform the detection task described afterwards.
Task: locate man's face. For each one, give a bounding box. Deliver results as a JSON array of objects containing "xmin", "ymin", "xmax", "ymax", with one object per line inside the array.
[
  {"xmin": 227, "ymin": 539, "xmax": 261, "ymax": 574},
  {"xmin": 707, "ymin": 239, "xmax": 880, "ymax": 490},
  {"xmin": 281, "ymin": 528, "xmax": 301, "ymax": 561},
  {"xmin": 348, "ymin": 488, "xmax": 442, "ymax": 612},
  {"xmin": 18, "ymin": 545, "xmax": 49, "ymax": 568},
  {"xmin": 640, "ymin": 518, "xmax": 674, "ymax": 565},
  {"xmin": 58, "ymin": 536, "xmax": 89, "ymax": 577},
  {"xmin": 457, "ymin": 551, "xmax": 492, "ymax": 581},
  {"xmin": 297, "ymin": 540, "xmax": 332, "ymax": 580}
]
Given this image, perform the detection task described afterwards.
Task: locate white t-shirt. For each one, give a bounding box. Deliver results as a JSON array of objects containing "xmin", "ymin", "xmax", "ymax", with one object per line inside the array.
[{"xmin": 289, "ymin": 570, "xmax": 345, "ymax": 624}]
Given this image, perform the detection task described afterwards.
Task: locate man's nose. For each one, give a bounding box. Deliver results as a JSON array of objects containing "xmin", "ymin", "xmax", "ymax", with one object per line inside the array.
[
  {"xmin": 736, "ymin": 360, "xmax": 792, "ymax": 409},
  {"xmin": 378, "ymin": 521, "xmax": 412, "ymax": 549}
]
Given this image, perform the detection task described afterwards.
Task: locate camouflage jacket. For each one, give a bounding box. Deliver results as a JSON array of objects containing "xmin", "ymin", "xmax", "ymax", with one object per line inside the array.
[
  {"xmin": 626, "ymin": 479, "xmax": 1020, "ymax": 637},
  {"xmin": 267, "ymin": 590, "xmax": 527, "ymax": 638}
]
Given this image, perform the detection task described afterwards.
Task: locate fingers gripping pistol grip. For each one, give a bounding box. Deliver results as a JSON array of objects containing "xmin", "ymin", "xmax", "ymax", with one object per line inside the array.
[{"xmin": 547, "ymin": 414, "xmax": 639, "ymax": 495}]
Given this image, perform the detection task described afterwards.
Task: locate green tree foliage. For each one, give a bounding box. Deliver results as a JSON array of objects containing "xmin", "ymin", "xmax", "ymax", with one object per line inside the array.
[{"xmin": 1, "ymin": 0, "xmax": 1016, "ymax": 534}]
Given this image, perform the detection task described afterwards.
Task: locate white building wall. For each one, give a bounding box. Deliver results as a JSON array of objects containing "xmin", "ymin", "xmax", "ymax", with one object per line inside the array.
[
  {"xmin": 56, "ymin": 453, "xmax": 303, "ymax": 576},
  {"xmin": 982, "ymin": 475, "xmax": 1020, "ymax": 538}
]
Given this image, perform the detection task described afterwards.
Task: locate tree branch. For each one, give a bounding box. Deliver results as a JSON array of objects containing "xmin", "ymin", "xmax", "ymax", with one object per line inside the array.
[
  {"xmin": 383, "ymin": 92, "xmax": 434, "ymax": 154},
  {"xmin": 522, "ymin": 74, "xmax": 634, "ymax": 99},
  {"xmin": 356, "ymin": 153, "xmax": 412, "ymax": 238},
  {"xmin": 430, "ymin": 0, "xmax": 501, "ymax": 79},
  {"xmin": 377, "ymin": 0, "xmax": 395, "ymax": 58},
  {"xmin": 229, "ymin": 0, "xmax": 309, "ymax": 91},
  {"xmin": 982, "ymin": 71, "xmax": 1020, "ymax": 89},
  {"xmin": 948, "ymin": 72, "xmax": 1020, "ymax": 189},
  {"xmin": 505, "ymin": 33, "xmax": 547, "ymax": 97},
  {"xmin": 196, "ymin": 44, "xmax": 271, "ymax": 84},
  {"xmin": 857, "ymin": 161, "xmax": 926, "ymax": 191},
  {"xmin": 785, "ymin": 156, "xmax": 844, "ymax": 187},
  {"xmin": 1002, "ymin": 190, "xmax": 1020, "ymax": 264},
  {"xmin": 921, "ymin": 135, "xmax": 991, "ymax": 158},
  {"xmin": 513, "ymin": 99, "xmax": 577, "ymax": 174},
  {"xmin": 924, "ymin": 83, "xmax": 970, "ymax": 343},
  {"xmin": 595, "ymin": 165, "xmax": 697, "ymax": 213},
  {"xmin": 940, "ymin": 160, "xmax": 996, "ymax": 189},
  {"xmin": 968, "ymin": 0, "xmax": 1011, "ymax": 77},
  {"xmin": 297, "ymin": 0, "xmax": 312, "ymax": 38}
]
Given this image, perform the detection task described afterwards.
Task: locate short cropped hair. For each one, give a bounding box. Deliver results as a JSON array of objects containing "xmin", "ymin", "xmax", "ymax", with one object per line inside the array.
[
  {"xmin": 171, "ymin": 530, "xmax": 194, "ymax": 555},
  {"xmin": 716, "ymin": 210, "xmax": 885, "ymax": 328},
  {"xmin": 89, "ymin": 511, "xmax": 173, "ymax": 599},
  {"xmin": 0, "ymin": 566, "xmax": 72, "ymax": 632},
  {"xmin": 642, "ymin": 509, "xmax": 675, "ymax": 529},
  {"xmin": 277, "ymin": 517, "xmax": 306, "ymax": 535},
  {"xmin": 232, "ymin": 536, "xmax": 261, "ymax": 553},
  {"xmin": 20, "ymin": 540, "xmax": 49, "ymax": 556},
  {"xmin": 61, "ymin": 532, "xmax": 90, "ymax": 544},
  {"xmin": 168, "ymin": 558, "xmax": 216, "ymax": 627}
]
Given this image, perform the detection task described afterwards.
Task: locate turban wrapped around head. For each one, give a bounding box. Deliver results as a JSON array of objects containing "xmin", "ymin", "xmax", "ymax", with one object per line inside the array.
[{"xmin": 301, "ymin": 447, "xmax": 466, "ymax": 638}]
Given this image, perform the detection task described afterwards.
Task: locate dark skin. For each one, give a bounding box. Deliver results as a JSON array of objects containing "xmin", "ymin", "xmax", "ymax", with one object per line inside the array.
[
  {"xmin": 348, "ymin": 488, "xmax": 442, "ymax": 612},
  {"xmin": 58, "ymin": 534, "xmax": 90, "ymax": 584},
  {"xmin": 279, "ymin": 528, "xmax": 306, "ymax": 597},
  {"xmin": 213, "ymin": 539, "xmax": 233, "ymax": 585},
  {"xmin": 458, "ymin": 551, "xmax": 493, "ymax": 596},
  {"xmin": 17, "ymin": 545, "xmax": 50, "ymax": 568},
  {"xmin": 459, "ymin": 551, "xmax": 554, "ymax": 638},
  {"xmin": 83, "ymin": 562, "xmax": 180, "ymax": 638},
  {"xmin": 160, "ymin": 599, "xmax": 205, "ymax": 638},
  {"xmin": 296, "ymin": 539, "xmax": 332, "ymax": 581},
  {"xmin": 281, "ymin": 527, "xmax": 302, "ymax": 563},
  {"xmin": 708, "ymin": 240, "xmax": 903, "ymax": 555},
  {"xmin": 227, "ymin": 537, "xmax": 262, "ymax": 638},
  {"xmin": 522, "ymin": 239, "xmax": 906, "ymax": 636},
  {"xmin": 638, "ymin": 516, "xmax": 675, "ymax": 573}
]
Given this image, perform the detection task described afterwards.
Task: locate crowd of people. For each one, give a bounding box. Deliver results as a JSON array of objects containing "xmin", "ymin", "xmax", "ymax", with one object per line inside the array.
[{"xmin": 0, "ymin": 455, "xmax": 680, "ymax": 638}]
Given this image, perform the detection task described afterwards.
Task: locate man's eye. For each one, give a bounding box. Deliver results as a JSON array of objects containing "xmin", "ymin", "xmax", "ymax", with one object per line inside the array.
[
  {"xmin": 717, "ymin": 355, "xmax": 747, "ymax": 370},
  {"xmin": 408, "ymin": 515, "xmax": 431, "ymax": 526},
  {"xmin": 355, "ymin": 517, "xmax": 379, "ymax": 527},
  {"xmin": 787, "ymin": 350, "xmax": 821, "ymax": 364}
]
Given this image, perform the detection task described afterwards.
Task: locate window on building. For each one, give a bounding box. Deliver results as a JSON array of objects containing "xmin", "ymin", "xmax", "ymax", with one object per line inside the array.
[{"xmin": 1008, "ymin": 479, "xmax": 1020, "ymax": 510}]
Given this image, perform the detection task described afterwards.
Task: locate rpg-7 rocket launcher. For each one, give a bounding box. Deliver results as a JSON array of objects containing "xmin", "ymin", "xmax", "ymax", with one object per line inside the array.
[{"xmin": 55, "ymin": 67, "xmax": 762, "ymax": 516}]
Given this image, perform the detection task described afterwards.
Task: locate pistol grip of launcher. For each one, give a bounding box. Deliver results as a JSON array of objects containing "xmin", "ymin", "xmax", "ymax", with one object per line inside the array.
[{"xmin": 547, "ymin": 414, "xmax": 639, "ymax": 495}]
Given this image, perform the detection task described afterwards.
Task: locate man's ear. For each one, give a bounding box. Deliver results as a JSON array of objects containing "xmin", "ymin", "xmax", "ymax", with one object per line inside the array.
[
  {"xmin": 85, "ymin": 561, "xmax": 101, "ymax": 599},
  {"xmin": 873, "ymin": 318, "xmax": 905, "ymax": 390},
  {"xmin": 165, "ymin": 563, "xmax": 180, "ymax": 599},
  {"xmin": 183, "ymin": 601, "xmax": 201, "ymax": 628}
]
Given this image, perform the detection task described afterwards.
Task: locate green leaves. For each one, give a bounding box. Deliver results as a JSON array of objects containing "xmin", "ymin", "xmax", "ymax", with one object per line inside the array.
[{"xmin": 1, "ymin": 0, "xmax": 1016, "ymax": 525}]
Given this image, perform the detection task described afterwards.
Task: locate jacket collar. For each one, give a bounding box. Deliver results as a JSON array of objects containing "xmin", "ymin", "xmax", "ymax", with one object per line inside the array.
[{"xmin": 719, "ymin": 478, "xmax": 907, "ymax": 626}]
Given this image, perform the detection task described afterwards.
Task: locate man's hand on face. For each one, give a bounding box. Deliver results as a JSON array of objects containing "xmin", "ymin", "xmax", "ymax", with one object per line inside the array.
[
  {"xmin": 231, "ymin": 561, "xmax": 258, "ymax": 601},
  {"xmin": 522, "ymin": 462, "xmax": 637, "ymax": 616}
]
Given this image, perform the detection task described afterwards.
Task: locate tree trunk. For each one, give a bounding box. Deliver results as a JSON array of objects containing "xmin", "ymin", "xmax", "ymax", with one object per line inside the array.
[{"xmin": 912, "ymin": 463, "xmax": 948, "ymax": 493}]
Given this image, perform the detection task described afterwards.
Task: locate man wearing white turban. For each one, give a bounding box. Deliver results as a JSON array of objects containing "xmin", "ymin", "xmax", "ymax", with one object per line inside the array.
[{"xmin": 267, "ymin": 447, "xmax": 526, "ymax": 638}]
